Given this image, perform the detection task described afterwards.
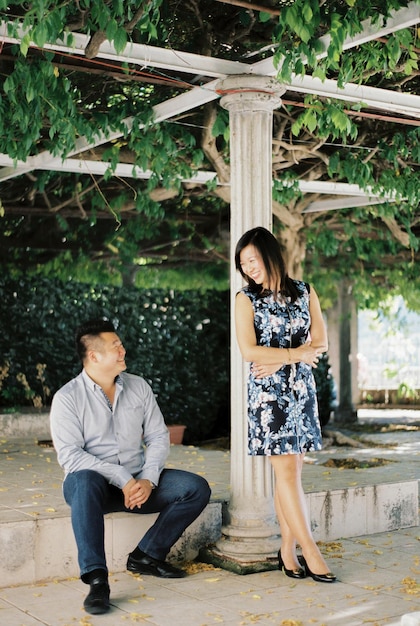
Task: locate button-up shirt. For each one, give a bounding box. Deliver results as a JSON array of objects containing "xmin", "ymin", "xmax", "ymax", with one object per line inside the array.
[{"xmin": 50, "ymin": 370, "xmax": 170, "ymax": 489}]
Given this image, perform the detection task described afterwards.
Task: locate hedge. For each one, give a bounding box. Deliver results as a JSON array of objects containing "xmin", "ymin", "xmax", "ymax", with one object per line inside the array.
[
  {"xmin": 0, "ymin": 277, "xmax": 334, "ymax": 441},
  {"xmin": 0, "ymin": 277, "xmax": 230, "ymax": 442}
]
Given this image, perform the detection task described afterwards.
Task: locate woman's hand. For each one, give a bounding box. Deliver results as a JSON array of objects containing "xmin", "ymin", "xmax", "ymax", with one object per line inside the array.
[
  {"xmin": 252, "ymin": 362, "xmax": 281, "ymax": 378},
  {"xmin": 294, "ymin": 343, "xmax": 323, "ymax": 368}
]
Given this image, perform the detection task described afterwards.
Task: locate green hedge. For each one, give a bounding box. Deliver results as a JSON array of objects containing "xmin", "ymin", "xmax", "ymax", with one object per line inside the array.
[
  {"xmin": 0, "ymin": 277, "xmax": 230, "ymax": 442},
  {"xmin": 0, "ymin": 277, "xmax": 335, "ymax": 441}
]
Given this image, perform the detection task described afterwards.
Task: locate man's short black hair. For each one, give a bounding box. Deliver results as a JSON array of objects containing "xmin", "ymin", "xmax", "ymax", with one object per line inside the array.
[{"xmin": 75, "ymin": 318, "xmax": 116, "ymax": 363}]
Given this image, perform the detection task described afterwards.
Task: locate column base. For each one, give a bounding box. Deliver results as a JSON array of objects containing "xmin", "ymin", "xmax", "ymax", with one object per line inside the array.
[{"xmin": 198, "ymin": 545, "xmax": 279, "ymax": 575}]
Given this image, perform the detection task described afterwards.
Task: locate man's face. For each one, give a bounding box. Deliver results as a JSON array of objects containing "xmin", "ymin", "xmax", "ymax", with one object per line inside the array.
[{"xmin": 92, "ymin": 332, "xmax": 127, "ymax": 376}]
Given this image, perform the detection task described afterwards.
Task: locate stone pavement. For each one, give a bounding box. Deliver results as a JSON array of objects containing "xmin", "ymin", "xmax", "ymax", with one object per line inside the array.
[
  {"xmin": 0, "ymin": 526, "xmax": 419, "ymax": 626},
  {"xmin": 0, "ymin": 409, "xmax": 419, "ymax": 625}
]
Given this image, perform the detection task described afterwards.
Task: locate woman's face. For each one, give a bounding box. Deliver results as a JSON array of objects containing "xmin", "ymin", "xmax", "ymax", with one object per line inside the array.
[{"xmin": 239, "ymin": 244, "xmax": 268, "ymax": 288}]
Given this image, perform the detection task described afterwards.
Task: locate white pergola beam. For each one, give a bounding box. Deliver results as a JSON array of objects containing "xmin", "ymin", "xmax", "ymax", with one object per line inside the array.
[
  {"xmin": 253, "ymin": 2, "xmax": 420, "ymax": 75},
  {"xmin": 287, "ymin": 75, "xmax": 420, "ymax": 118},
  {"xmin": 1, "ymin": 2, "xmax": 419, "ymax": 183},
  {"xmin": 2, "ymin": 2, "xmax": 417, "ymax": 79},
  {"xmin": 0, "ymin": 22, "xmax": 251, "ymax": 78},
  {"xmin": 303, "ymin": 195, "xmax": 390, "ymax": 213},
  {"xmin": 0, "ymin": 152, "xmax": 394, "ymax": 209}
]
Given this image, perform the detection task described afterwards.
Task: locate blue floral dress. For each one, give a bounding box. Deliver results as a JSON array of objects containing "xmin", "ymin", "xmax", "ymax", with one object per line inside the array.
[{"xmin": 242, "ymin": 280, "xmax": 322, "ymax": 456}]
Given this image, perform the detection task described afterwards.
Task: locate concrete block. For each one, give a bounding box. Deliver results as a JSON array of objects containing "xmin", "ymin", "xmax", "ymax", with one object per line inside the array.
[
  {"xmin": 308, "ymin": 487, "xmax": 368, "ymax": 541},
  {"xmin": 169, "ymin": 502, "xmax": 222, "ymax": 562},
  {"xmin": 366, "ymin": 481, "xmax": 419, "ymax": 534},
  {"xmin": 0, "ymin": 521, "xmax": 36, "ymax": 586},
  {"xmin": 36, "ymin": 516, "xmax": 78, "ymax": 581},
  {"xmin": 107, "ymin": 512, "xmax": 158, "ymax": 571},
  {"xmin": 401, "ymin": 612, "xmax": 420, "ymax": 626},
  {"xmin": 306, "ymin": 480, "xmax": 418, "ymax": 543}
]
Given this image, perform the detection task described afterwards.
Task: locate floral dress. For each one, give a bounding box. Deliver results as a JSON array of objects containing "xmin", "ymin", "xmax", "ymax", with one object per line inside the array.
[{"xmin": 242, "ymin": 280, "xmax": 322, "ymax": 456}]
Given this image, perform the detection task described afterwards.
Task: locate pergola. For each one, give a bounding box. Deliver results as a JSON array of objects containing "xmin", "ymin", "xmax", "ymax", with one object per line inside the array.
[
  {"xmin": 1, "ymin": 2, "xmax": 419, "ymax": 568},
  {"xmin": 1, "ymin": 2, "xmax": 420, "ymax": 213}
]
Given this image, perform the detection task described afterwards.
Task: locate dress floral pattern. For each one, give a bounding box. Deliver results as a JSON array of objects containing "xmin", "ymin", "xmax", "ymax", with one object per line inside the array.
[{"xmin": 242, "ymin": 280, "xmax": 322, "ymax": 456}]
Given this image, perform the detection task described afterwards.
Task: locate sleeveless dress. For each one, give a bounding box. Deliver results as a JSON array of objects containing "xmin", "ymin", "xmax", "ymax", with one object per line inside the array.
[{"xmin": 242, "ymin": 280, "xmax": 322, "ymax": 456}]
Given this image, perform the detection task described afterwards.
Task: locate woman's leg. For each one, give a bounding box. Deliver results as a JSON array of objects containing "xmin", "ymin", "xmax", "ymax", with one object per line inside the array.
[
  {"xmin": 272, "ymin": 454, "xmax": 305, "ymax": 570},
  {"xmin": 269, "ymin": 454, "xmax": 332, "ymax": 575}
]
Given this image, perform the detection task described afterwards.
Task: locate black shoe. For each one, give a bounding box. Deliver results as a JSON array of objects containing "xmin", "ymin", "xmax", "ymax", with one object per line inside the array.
[
  {"xmin": 301, "ymin": 557, "xmax": 336, "ymax": 583},
  {"xmin": 83, "ymin": 576, "xmax": 110, "ymax": 614},
  {"xmin": 278, "ymin": 550, "xmax": 306, "ymax": 579},
  {"xmin": 127, "ymin": 549, "xmax": 187, "ymax": 578}
]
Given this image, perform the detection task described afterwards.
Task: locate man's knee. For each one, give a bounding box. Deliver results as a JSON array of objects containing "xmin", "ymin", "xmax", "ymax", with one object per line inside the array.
[
  {"xmin": 63, "ymin": 470, "xmax": 107, "ymax": 505},
  {"xmin": 186, "ymin": 472, "xmax": 211, "ymax": 506}
]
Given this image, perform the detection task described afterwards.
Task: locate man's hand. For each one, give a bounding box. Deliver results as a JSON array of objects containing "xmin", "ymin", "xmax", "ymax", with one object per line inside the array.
[{"xmin": 122, "ymin": 478, "xmax": 154, "ymax": 510}]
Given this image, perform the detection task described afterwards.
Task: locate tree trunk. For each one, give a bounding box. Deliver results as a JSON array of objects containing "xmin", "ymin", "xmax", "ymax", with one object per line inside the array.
[{"xmin": 334, "ymin": 279, "xmax": 358, "ymax": 423}]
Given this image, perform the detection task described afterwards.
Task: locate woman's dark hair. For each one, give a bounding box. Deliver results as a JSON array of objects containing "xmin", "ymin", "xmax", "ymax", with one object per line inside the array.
[
  {"xmin": 234, "ymin": 226, "xmax": 299, "ymax": 301},
  {"xmin": 75, "ymin": 318, "xmax": 116, "ymax": 363}
]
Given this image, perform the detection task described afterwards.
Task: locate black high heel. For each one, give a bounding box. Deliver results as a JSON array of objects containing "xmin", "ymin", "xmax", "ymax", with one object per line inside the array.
[
  {"xmin": 300, "ymin": 557, "xmax": 336, "ymax": 583},
  {"xmin": 278, "ymin": 550, "xmax": 306, "ymax": 579}
]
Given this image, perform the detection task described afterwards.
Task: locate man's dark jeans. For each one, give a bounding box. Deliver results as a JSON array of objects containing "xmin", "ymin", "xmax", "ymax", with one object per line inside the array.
[{"xmin": 63, "ymin": 468, "xmax": 211, "ymax": 580}]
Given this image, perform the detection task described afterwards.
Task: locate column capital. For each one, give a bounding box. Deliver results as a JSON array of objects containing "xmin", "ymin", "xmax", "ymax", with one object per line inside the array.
[{"xmin": 217, "ymin": 74, "xmax": 285, "ymax": 113}]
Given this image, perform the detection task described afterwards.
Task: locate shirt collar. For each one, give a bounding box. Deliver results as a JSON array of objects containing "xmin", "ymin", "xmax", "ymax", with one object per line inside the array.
[{"xmin": 81, "ymin": 369, "xmax": 123, "ymax": 392}]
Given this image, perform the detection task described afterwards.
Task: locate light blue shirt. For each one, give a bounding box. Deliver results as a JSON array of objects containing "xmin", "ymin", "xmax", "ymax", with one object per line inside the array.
[{"xmin": 50, "ymin": 370, "xmax": 170, "ymax": 489}]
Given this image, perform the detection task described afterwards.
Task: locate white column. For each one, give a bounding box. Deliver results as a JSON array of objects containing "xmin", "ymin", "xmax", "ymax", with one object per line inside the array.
[{"xmin": 215, "ymin": 75, "xmax": 285, "ymax": 567}]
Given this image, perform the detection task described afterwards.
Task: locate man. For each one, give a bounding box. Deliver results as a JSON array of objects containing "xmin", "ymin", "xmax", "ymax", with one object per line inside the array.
[{"xmin": 50, "ymin": 318, "xmax": 211, "ymax": 615}]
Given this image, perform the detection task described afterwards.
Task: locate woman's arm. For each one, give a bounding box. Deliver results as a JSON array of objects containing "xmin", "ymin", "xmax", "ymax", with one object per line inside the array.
[
  {"xmin": 235, "ymin": 291, "xmax": 292, "ymax": 365},
  {"xmin": 308, "ymin": 286, "xmax": 328, "ymax": 352},
  {"xmin": 236, "ymin": 286, "xmax": 327, "ymax": 377}
]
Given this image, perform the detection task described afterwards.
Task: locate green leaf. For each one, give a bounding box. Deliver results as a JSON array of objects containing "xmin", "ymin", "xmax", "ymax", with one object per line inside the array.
[
  {"xmin": 259, "ymin": 11, "xmax": 272, "ymax": 23},
  {"xmin": 20, "ymin": 34, "xmax": 31, "ymax": 57},
  {"xmin": 113, "ymin": 27, "xmax": 128, "ymax": 53}
]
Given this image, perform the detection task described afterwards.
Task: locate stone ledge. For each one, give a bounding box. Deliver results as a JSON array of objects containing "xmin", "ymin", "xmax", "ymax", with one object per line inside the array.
[
  {"xmin": 0, "ymin": 502, "xmax": 222, "ymax": 588},
  {"xmin": 1, "ymin": 480, "xmax": 417, "ymax": 587}
]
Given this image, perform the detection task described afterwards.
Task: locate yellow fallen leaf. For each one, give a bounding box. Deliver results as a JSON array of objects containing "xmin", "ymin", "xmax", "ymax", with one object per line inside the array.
[
  {"xmin": 45, "ymin": 507, "xmax": 56, "ymax": 512},
  {"xmin": 205, "ymin": 577, "xmax": 221, "ymax": 582},
  {"xmin": 252, "ymin": 594, "xmax": 261, "ymax": 599}
]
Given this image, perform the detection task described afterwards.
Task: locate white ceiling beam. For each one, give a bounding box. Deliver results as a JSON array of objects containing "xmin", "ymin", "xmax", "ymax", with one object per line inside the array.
[
  {"xmin": 2, "ymin": 2, "xmax": 417, "ymax": 79},
  {"xmin": 287, "ymin": 75, "xmax": 420, "ymax": 118},
  {"xmin": 0, "ymin": 153, "xmax": 394, "ymax": 209},
  {"xmin": 253, "ymin": 1, "xmax": 420, "ymax": 75},
  {"xmin": 1, "ymin": 2, "xmax": 419, "ymax": 182},
  {"xmin": 0, "ymin": 22, "xmax": 251, "ymax": 78},
  {"xmin": 303, "ymin": 195, "xmax": 390, "ymax": 213}
]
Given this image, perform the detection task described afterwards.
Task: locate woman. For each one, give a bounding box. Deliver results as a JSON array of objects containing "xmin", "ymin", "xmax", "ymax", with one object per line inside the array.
[{"xmin": 235, "ymin": 226, "xmax": 336, "ymax": 583}]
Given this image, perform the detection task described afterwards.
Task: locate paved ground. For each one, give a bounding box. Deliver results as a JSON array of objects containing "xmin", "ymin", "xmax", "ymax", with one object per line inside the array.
[
  {"xmin": 0, "ymin": 409, "xmax": 419, "ymax": 625},
  {"xmin": 0, "ymin": 525, "xmax": 419, "ymax": 626}
]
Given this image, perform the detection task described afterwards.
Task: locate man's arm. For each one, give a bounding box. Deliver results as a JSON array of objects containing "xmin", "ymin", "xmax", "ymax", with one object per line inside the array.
[{"xmin": 50, "ymin": 389, "xmax": 133, "ymax": 489}]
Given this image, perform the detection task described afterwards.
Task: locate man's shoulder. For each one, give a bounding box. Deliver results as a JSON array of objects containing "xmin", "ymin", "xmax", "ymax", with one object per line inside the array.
[
  {"xmin": 120, "ymin": 372, "xmax": 152, "ymax": 391},
  {"xmin": 52, "ymin": 372, "xmax": 84, "ymax": 401}
]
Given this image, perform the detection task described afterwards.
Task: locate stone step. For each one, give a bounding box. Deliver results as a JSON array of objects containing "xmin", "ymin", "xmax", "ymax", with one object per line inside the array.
[
  {"xmin": 1, "ymin": 479, "xmax": 417, "ymax": 588},
  {"xmin": 0, "ymin": 423, "xmax": 418, "ymax": 588},
  {"xmin": 1, "ymin": 503, "xmax": 222, "ymax": 588}
]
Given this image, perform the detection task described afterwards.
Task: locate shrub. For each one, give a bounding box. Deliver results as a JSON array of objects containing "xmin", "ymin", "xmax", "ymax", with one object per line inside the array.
[{"xmin": 0, "ymin": 277, "xmax": 229, "ymax": 443}]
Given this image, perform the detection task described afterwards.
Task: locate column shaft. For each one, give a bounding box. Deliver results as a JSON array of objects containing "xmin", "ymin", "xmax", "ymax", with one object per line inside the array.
[{"xmin": 215, "ymin": 75, "xmax": 285, "ymax": 564}]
